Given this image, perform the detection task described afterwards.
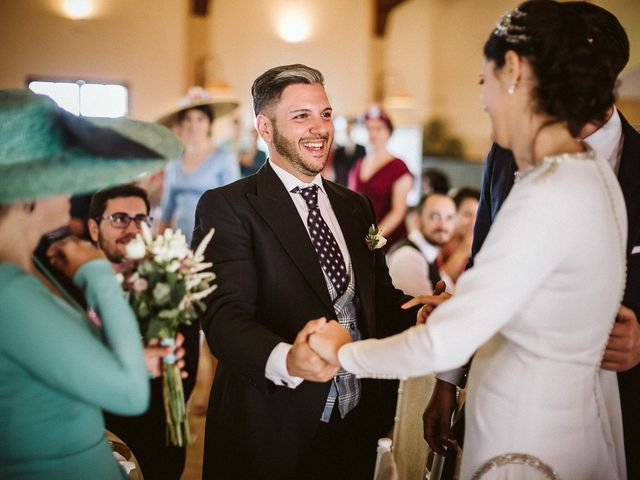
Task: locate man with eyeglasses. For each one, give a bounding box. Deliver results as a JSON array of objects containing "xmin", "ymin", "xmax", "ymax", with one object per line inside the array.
[
  {"xmin": 387, "ymin": 193, "xmax": 456, "ymax": 297},
  {"xmin": 88, "ymin": 185, "xmax": 153, "ymax": 264},
  {"xmin": 88, "ymin": 183, "xmax": 200, "ymax": 480}
]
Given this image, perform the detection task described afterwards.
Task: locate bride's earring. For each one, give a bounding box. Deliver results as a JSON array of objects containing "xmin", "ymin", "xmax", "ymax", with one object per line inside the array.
[{"xmin": 507, "ymin": 83, "xmax": 516, "ymax": 95}]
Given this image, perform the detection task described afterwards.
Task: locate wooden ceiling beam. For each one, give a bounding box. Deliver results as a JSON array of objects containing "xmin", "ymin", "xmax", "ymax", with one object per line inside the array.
[
  {"xmin": 375, "ymin": 0, "xmax": 408, "ymax": 37},
  {"xmin": 192, "ymin": 0, "xmax": 210, "ymax": 16}
]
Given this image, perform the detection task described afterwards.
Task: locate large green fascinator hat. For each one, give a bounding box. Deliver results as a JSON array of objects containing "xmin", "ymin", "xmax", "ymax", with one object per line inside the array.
[{"xmin": 0, "ymin": 89, "xmax": 182, "ymax": 204}]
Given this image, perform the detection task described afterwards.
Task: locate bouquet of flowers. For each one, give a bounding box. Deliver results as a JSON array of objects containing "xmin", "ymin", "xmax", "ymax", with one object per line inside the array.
[{"xmin": 119, "ymin": 224, "xmax": 216, "ymax": 447}]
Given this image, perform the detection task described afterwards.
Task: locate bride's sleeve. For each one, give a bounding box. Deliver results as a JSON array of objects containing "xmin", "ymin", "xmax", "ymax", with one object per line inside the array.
[{"xmin": 339, "ymin": 181, "xmax": 573, "ymax": 379}]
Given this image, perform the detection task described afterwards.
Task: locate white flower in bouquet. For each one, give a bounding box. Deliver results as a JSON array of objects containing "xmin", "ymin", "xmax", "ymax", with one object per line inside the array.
[
  {"xmin": 153, "ymin": 282, "xmax": 171, "ymax": 305},
  {"xmin": 125, "ymin": 237, "xmax": 147, "ymax": 259},
  {"xmin": 151, "ymin": 228, "xmax": 190, "ymax": 262}
]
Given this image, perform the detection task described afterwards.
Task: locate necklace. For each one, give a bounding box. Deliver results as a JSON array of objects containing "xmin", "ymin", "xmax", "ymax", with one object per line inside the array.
[{"xmin": 514, "ymin": 150, "xmax": 595, "ymax": 183}]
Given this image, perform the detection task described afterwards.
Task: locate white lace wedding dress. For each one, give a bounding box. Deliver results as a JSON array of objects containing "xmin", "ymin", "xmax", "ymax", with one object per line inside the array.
[{"xmin": 339, "ymin": 152, "xmax": 627, "ymax": 479}]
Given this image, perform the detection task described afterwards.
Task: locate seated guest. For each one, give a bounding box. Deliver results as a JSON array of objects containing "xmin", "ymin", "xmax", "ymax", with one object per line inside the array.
[
  {"xmin": 388, "ymin": 193, "xmax": 456, "ymax": 296},
  {"xmin": 0, "ymin": 88, "xmax": 180, "ymax": 480},
  {"xmin": 441, "ymin": 187, "xmax": 480, "ymax": 283},
  {"xmin": 422, "ymin": 168, "xmax": 450, "ymax": 195},
  {"xmin": 88, "ymin": 184, "xmax": 200, "ymax": 480}
]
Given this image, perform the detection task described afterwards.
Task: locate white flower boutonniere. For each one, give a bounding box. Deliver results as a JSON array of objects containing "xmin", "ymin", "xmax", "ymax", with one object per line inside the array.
[{"xmin": 366, "ymin": 224, "xmax": 387, "ymax": 251}]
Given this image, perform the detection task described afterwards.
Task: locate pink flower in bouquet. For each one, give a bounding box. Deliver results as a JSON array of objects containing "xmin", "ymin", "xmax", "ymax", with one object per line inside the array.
[{"xmin": 132, "ymin": 277, "xmax": 149, "ymax": 292}]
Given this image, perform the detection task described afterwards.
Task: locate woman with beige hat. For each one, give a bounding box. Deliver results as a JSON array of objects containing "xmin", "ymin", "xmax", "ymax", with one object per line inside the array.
[
  {"xmin": 157, "ymin": 86, "xmax": 240, "ymax": 243},
  {"xmin": 0, "ymin": 89, "xmax": 181, "ymax": 479}
]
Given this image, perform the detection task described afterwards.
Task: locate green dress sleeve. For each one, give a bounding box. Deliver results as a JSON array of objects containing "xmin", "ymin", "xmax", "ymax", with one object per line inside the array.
[{"xmin": 0, "ymin": 260, "xmax": 149, "ymax": 415}]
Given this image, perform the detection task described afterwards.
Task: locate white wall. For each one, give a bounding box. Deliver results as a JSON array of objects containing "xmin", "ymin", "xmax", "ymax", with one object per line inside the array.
[
  {"xmin": 0, "ymin": 0, "xmax": 187, "ymax": 121},
  {"xmin": 208, "ymin": 0, "xmax": 372, "ymax": 126}
]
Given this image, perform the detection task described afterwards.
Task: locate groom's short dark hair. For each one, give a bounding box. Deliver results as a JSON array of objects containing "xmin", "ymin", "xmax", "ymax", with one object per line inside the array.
[{"xmin": 251, "ymin": 64, "xmax": 324, "ymax": 117}]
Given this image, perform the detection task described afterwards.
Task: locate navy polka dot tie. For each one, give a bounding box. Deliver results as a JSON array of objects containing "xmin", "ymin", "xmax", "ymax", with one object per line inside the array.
[{"xmin": 294, "ymin": 185, "xmax": 348, "ymax": 296}]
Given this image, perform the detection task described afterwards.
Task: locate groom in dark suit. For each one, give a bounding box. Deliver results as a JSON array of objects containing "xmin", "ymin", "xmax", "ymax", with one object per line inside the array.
[{"xmin": 192, "ymin": 64, "xmax": 418, "ymax": 480}]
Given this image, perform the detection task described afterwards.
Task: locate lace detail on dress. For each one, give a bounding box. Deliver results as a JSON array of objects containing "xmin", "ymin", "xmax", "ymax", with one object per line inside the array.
[
  {"xmin": 471, "ymin": 453, "xmax": 560, "ymax": 479},
  {"xmin": 514, "ymin": 150, "xmax": 595, "ymax": 183}
]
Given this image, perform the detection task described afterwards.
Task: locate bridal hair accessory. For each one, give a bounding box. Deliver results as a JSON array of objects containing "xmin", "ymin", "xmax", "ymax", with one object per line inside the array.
[
  {"xmin": 366, "ymin": 224, "xmax": 387, "ymax": 251},
  {"xmin": 493, "ymin": 8, "xmax": 529, "ymax": 44}
]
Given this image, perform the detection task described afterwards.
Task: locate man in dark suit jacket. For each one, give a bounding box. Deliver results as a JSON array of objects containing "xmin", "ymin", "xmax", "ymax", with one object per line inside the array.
[{"xmin": 192, "ymin": 64, "xmax": 418, "ymax": 480}]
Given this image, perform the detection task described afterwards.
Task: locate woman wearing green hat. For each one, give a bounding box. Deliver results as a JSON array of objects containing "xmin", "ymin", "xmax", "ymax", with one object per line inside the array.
[{"xmin": 0, "ymin": 89, "xmax": 181, "ymax": 479}]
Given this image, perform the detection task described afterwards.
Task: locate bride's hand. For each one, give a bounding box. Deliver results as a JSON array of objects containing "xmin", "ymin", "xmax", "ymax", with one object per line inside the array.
[{"xmin": 308, "ymin": 320, "xmax": 352, "ymax": 366}]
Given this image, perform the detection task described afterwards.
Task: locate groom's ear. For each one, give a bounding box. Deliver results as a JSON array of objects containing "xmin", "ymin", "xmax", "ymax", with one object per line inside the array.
[{"xmin": 256, "ymin": 114, "xmax": 273, "ymax": 143}]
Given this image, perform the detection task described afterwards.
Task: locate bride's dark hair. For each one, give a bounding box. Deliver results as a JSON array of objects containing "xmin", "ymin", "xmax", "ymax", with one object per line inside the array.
[{"xmin": 484, "ymin": 0, "xmax": 626, "ymax": 137}]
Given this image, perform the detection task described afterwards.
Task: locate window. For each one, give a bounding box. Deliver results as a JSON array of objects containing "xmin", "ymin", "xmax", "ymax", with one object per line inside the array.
[{"xmin": 28, "ymin": 78, "xmax": 128, "ymax": 118}]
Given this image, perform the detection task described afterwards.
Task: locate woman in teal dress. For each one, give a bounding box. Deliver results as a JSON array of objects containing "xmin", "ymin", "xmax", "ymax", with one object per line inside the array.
[{"xmin": 0, "ymin": 89, "xmax": 181, "ymax": 479}]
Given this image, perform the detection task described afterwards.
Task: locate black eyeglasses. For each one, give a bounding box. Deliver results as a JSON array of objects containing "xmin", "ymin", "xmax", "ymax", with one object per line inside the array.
[{"xmin": 97, "ymin": 213, "xmax": 153, "ymax": 229}]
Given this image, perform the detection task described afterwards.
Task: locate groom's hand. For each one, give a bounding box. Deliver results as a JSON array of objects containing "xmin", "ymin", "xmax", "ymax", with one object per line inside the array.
[
  {"xmin": 308, "ymin": 320, "xmax": 352, "ymax": 366},
  {"xmin": 287, "ymin": 318, "xmax": 339, "ymax": 382}
]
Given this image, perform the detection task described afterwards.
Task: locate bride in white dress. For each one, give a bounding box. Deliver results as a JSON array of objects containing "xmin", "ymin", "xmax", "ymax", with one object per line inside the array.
[{"xmin": 306, "ymin": 1, "xmax": 627, "ymax": 478}]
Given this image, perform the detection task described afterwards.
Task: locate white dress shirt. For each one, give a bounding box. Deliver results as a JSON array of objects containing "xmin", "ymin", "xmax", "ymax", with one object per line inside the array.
[
  {"xmin": 583, "ymin": 106, "xmax": 623, "ymax": 173},
  {"xmin": 264, "ymin": 160, "xmax": 351, "ymax": 388},
  {"xmin": 387, "ymin": 229, "xmax": 452, "ymax": 297}
]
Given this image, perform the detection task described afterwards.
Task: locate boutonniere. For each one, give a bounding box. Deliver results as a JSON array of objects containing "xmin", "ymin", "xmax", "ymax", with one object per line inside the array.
[{"xmin": 366, "ymin": 224, "xmax": 387, "ymax": 251}]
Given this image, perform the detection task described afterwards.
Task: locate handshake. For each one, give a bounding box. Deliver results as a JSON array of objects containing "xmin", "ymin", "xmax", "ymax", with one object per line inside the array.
[
  {"xmin": 285, "ymin": 281, "xmax": 451, "ymax": 383},
  {"xmin": 286, "ymin": 318, "xmax": 352, "ymax": 382}
]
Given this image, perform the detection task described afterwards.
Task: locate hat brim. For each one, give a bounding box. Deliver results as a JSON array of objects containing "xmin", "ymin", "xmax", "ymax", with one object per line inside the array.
[
  {"xmin": 0, "ymin": 114, "xmax": 182, "ymax": 204},
  {"xmin": 156, "ymin": 98, "xmax": 239, "ymax": 127}
]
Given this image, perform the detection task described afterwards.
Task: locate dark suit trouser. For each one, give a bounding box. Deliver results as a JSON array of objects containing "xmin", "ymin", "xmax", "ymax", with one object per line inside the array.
[
  {"xmin": 619, "ymin": 367, "xmax": 640, "ymax": 480},
  {"xmin": 299, "ymin": 402, "xmax": 379, "ymax": 480}
]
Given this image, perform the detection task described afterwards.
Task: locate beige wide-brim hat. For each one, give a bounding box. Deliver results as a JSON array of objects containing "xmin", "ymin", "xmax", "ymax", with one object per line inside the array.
[
  {"xmin": 0, "ymin": 89, "xmax": 183, "ymax": 204},
  {"xmin": 156, "ymin": 86, "xmax": 239, "ymax": 127}
]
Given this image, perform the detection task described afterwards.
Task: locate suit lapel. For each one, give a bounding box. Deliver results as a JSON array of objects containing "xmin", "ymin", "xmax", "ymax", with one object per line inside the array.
[
  {"xmin": 247, "ymin": 164, "xmax": 334, "ymax": 312},
  {"xmin": 618, "ymin": 113, "xmax": 640, "ymax": 251},
  {"xmin": 323, "ymin": 180, "xmax": 375, "ymax": 327}
]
